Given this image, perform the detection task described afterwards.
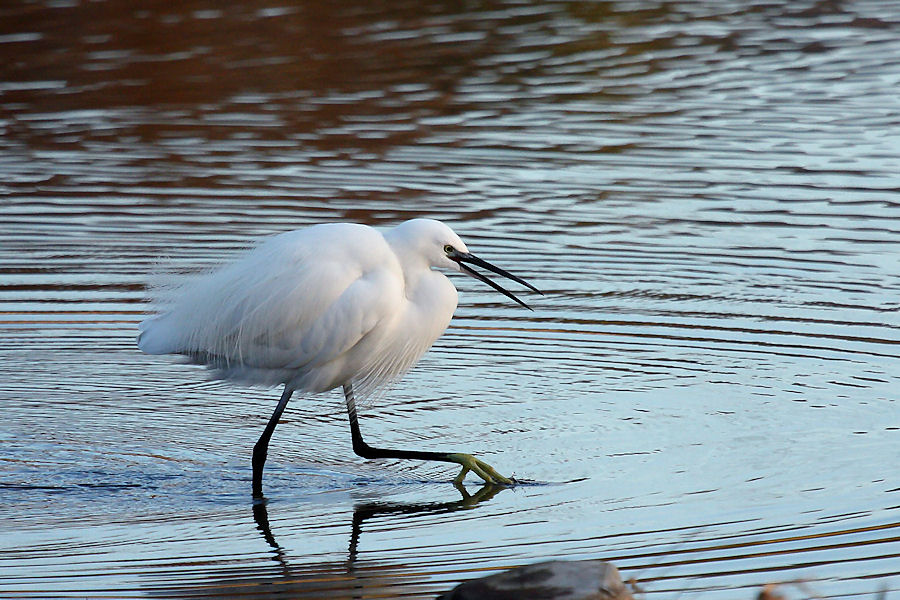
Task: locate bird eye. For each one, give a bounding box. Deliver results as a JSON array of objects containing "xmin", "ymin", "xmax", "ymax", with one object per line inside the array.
[{"xmin": 443, "ymin": 244, "xmax": 454, "ymax": 254}]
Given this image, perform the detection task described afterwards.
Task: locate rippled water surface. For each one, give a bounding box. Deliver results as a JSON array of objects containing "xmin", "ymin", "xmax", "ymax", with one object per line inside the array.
[{"xmin": 2, "ymin": 1, "xmax": 899, "ymax": 598}]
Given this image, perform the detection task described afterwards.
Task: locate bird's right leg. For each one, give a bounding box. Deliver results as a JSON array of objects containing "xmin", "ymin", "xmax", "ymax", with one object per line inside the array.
[
  {"xmin": 343, "ymin": 383, "xmax": 513, "ymax": 485},
  {"xmin": 444, "ymin": 453, "xmax": 512, "ymax": 485},
  {"xmin": 252, "ymin": 386, "xmax": 294, "ymax": 498}
]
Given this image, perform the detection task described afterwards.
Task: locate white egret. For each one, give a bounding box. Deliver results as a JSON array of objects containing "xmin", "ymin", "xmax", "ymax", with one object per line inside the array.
[{"xmin": 138, "ymin": 218, "xmax": 540, "ymax": 497}]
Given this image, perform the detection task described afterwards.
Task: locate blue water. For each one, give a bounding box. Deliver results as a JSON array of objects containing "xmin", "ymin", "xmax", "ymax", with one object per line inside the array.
[{"xmin": 1, "ymin": 1, "xmax": 898, "ymax": 598}]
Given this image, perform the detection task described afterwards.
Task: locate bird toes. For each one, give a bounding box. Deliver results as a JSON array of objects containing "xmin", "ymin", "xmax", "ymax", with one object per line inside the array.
[
  {"xmin": 448, "ymin": 453, "xmax": 513, "ymax": 485},
  {"xmin": 453, "ymin": 465, "xmax": 470, "ymax": 485}
]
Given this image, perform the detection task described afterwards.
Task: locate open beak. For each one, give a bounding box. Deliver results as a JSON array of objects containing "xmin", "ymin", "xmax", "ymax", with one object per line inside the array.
[{"xmin": 450, "ymin": 251, "xmax": 542, "ymax": 310}]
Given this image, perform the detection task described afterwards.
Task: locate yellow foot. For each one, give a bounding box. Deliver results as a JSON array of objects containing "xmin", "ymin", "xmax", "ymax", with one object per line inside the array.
[{"xmin": 446, "ymin": 453, "xmax": 513, "ymax": 485}]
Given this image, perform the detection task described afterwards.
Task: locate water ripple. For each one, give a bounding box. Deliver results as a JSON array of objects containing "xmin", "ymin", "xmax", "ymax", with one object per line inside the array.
[{"xmin": 2, "ymin": 0, "xmax": 899, "ymax": 598}]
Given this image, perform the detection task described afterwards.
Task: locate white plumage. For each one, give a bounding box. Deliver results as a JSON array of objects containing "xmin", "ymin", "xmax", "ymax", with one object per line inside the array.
[
  {"xmin": 139, "ymin": 219, "xmax": 461, "ymax": 398},
  {"xmin": 138, "ymin": 217, "xmax": 538, "ymax": 495}
]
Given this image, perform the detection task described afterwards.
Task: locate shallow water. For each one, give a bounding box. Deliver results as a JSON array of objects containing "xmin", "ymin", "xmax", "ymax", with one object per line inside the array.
[{"xmin": 2, "ymin": 1, "xmax": 899, "ymax": 598}]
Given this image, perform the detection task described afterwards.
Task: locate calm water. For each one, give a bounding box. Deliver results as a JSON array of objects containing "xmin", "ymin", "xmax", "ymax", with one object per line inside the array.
[{"xmin": 2, "ymin": 1, "xmax": 899, "ymax": 598}]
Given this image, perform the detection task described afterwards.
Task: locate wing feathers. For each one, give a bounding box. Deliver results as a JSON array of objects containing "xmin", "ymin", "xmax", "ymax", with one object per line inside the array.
[{"xmin": 138, "ymin": 224, "xmax": 402, "ymax": 390}]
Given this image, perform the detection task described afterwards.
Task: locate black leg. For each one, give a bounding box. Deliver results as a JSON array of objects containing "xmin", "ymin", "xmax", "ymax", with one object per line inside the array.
[
  {"xmin": 344, "ymin": 383, "xmax": 447, "ymax": 461},
  {"xmin": 342, "ymin": 383, "xmax": 512, "ymax": 484},
  {"xmin": 252, "ymin": 386, "xmax": 294, "ymax": 498}
]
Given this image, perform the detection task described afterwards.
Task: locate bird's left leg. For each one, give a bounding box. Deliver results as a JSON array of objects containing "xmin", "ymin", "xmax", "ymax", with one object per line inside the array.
[
  {"xmin": 252, "ymin": 386, "xmax": 294, "ymax": 498},
  {"xmin": 343, "ymin": 384, "xmax": 513, "ymax": 485}
]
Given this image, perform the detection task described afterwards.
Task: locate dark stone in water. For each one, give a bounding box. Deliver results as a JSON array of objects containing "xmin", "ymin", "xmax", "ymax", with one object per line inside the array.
[{"xmin": 436, "ymin": 559, "xmax": 633, "ymax": 600}]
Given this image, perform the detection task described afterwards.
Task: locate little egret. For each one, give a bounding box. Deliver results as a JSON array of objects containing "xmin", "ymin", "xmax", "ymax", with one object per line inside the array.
[{"xmin": 138, "ymin": 218, "xmax": 540, "ymax": 497}]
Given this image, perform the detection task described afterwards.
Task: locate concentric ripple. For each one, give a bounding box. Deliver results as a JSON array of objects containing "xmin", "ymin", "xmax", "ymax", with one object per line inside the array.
[{"xmin": 1, "ymin": 0, "xmax": 898, "ymax": 598}]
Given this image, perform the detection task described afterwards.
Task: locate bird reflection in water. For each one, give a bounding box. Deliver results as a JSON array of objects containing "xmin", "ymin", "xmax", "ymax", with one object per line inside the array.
[
  {"xmin": 252, "ymin": 482, "xmax": 508, "ymax": 572},
  {"xmin": 144, "ymin": 487, "xmax": 507, "ymax": 598}
]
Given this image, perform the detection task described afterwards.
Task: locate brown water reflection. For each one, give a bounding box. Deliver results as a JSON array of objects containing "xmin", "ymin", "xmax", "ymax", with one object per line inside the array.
[{"xmin": 2, "ymin": 0, "xmax": 899, "ymax": 598}]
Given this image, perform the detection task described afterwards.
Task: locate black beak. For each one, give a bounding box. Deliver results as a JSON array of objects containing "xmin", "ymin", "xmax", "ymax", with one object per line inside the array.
[{"xmin": 451, "ymin": 251, "xmax": 542, "ymax": 310}]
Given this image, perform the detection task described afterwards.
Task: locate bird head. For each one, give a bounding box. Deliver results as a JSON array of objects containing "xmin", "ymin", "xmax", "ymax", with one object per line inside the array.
[{"xmin": 392, "ymin": 219, "xmax": 541, "ymax": 310}]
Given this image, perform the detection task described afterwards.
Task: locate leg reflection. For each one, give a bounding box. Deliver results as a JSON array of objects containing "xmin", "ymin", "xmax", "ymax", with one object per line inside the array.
[
  {"xmin": 252, "ymin": 499, "xmax": 289, "ymax": 571},
  {"xmin": 250, "ymin": 483, "xmax": 509, "ymax": 567}
]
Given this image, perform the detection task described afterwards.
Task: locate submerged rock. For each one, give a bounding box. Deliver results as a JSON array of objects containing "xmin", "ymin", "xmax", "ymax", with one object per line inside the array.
[{"xmin": 437, "ymin": 559, "xmax": 633, "ymax": 600}]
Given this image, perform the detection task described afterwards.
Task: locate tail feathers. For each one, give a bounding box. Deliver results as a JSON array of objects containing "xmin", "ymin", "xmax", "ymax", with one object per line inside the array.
[
  {"xmin": 137, "ymin": 314, "xmax": 298, "ymax": 389},
  {"xmin": 137, "ymin": 315, "xmax": 180, "ymax": 355}
]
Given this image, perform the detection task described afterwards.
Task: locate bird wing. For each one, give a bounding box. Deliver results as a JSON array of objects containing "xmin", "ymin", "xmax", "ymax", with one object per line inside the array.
[{"xmin": 139, "ymin": 224, "xmax": 402, "ymax": 387}]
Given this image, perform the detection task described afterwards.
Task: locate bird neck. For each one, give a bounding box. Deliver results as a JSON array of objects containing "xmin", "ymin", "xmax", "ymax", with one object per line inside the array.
[{"xmin": 383, "ymin": 230, "xmax": 434, "ymax": 290}]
